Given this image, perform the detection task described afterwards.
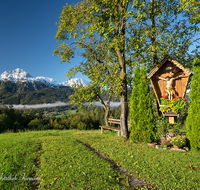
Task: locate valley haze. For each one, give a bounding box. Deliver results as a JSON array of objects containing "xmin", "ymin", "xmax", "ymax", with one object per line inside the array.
[{"xmin": 3, "ymin": 101, "xmax": 121, "ymax": 110}]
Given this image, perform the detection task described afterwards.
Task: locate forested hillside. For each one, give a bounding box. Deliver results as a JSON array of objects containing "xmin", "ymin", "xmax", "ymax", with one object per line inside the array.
[
  {"xmin": 0, "ymin": 81, "xmax": 74, "ymax": 104},
  {"xmin": 0, "ymin": 81, "xmax": 121, "ymax": 105}
]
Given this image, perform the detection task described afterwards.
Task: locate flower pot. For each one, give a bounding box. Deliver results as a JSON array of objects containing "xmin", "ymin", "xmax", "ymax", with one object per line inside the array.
[
  {"xmin": 173, "ymin": 145, "xmax": 180, "ymax": 148},
  {"xmin": 147, "ymin": 142, "xmax": 157, "ymax": 147}
]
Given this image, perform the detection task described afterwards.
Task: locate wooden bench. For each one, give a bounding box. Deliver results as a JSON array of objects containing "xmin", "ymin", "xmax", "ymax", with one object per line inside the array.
[{"xmin": 99, "ymin": 118, "xmax": 130, "ymax": 136}]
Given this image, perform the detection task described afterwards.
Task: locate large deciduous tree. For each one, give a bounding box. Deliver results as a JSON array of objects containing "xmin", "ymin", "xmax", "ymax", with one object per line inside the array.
[
  {"xmin": 54, "ymin": 0, "xmax": 138, "ymax": 139},
  {"xmin": 54, "ymin": 0, "xmax": 196, "ymax": 139},
  {"xmin": 186, "ymin": 58, "xmax": 200, "ymax": 150}
]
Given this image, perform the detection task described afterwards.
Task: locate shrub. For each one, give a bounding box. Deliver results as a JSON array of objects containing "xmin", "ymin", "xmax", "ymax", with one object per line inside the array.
[
  {"xmin": 170, "ymin": 136, "xmax": 186, "ymax": 147},
  {"xmin": 0, "ymin": 113, "xmax": 12, "ymax": 132},
  {"xmin": 27, "ymin": 118, "xmax": 46, "ymax": 130}
]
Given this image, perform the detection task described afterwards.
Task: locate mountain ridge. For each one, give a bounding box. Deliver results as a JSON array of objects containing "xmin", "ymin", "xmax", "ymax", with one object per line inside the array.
[{"xmin": 0, "ymin": 68, "xmax": 87, "ymax": 88}]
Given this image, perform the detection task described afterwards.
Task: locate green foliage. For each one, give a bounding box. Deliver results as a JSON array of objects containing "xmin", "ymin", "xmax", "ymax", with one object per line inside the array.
[
  {"xmin": 0, "ymin": 113, "xmax": 12, "ymax": 132},
  {"xmin": 186, "ymin": 58, "xmax": 200, "ymax": 150},
  {"xmin": 129, "ymin": 65, "xmax": 140, "ymax": 132},
  {"xmin": 0, "ymin": 105, "xmax": 121, "ymax": 133},
  {"xmin": 130, "ymin": 65, "xmax": 156, "ymax": 143},
  {"xmin": 27, "ymin": 118, "xmax": 47, "ymax": 130},
  {"xmin": 180, "ymin": 0, "xmax": 200, "ymax": 25},
  {"xmin": 0, "ymin": 83, "xmax": 74, "ymax": 104},
  {"xmin": 160, "ymin": 95, "xmax": 187, "ymax": 114},
  {"xmin": 170, "ymin": 136, "xmax": 186, "ymax": 147},
  {"xmin": 156, "ymin": 117, "xmax": 171, "ymax": 138}
]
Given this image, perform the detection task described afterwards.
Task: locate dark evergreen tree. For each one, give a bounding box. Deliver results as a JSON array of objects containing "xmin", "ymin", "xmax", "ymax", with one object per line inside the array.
[
  {"xmin": 130, "ymin": 65, "xmax": 156, "ymax": 143},
  {"xmin": 186, "ymin": 58, "xmax": 200, "ymax": 150}
]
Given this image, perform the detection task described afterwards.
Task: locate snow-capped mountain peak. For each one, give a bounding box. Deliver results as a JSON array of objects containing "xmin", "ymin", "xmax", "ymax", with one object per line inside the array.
[
  {"xmin": 0, "ymin": 68, "xmax": 32, "ymax": 81},
  {"xmin": 0, "ymin": 68, "xmax": 87, "ymax": 88},
  {"xmin": 59, "ymin": 78, "xmax": 87, "ymax": 87}
]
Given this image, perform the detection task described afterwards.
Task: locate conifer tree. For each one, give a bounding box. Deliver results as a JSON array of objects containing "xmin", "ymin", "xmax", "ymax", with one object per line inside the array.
[
  {"xmin": 186, "ymin": 58, "xmax": 200, "ymax": 150},
  {"xmin": 130, "ymin": 65, "xmax": 156, "ymax": 143},
  {"xmin": 129, "ymin": 65, "xmax": 140, "ymax": 141}
]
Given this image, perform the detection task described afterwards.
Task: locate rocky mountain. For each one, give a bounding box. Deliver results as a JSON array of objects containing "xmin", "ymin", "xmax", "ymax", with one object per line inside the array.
[{"xmin": 0, "ymin": 68, "xmax": 87, "ymax": 92}]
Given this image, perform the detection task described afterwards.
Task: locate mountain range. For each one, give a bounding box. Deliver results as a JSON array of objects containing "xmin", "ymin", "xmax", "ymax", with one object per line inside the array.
[
  {"xmin": 0, "ymin": 68, "xmax": 87, "ymax": 89},
  {"xmin": 0, "ymin": 68, "xmax": 87, "ymax": 105}
]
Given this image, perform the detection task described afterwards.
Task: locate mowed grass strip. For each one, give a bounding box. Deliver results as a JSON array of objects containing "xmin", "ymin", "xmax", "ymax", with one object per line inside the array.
[
  {"xmin": 36, "ymin": 135, "xmax": 128, "ymax": 189},
  {"xmin": 0, "ymin": 132, "xmax": 42, "ymax": 190},
  {"xmin": 76, "ymin": 131, "xmax": 200, "ymax": 190}
]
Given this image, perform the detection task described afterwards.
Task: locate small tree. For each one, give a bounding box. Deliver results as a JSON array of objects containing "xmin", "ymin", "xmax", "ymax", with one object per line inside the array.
[
  {"xmin": 186, "ymin": 58, "xmax": 200, "ymax": 150},
  {"xmin": 130, "ymin": 65, "xmax": 156, "ymax": 143}
]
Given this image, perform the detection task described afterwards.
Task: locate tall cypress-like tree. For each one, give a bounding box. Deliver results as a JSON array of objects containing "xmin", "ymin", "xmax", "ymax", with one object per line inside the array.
[
  {"xmin": 129, "ymin": 65, "xmax": 140, "ymax": 141},
  {"xmin": 130, "ymin": 65, "xmax": 156, "ymax": 143},
  {"xmin": 186, "ymin": 58, "xmax": 200, "ymax": 150}
]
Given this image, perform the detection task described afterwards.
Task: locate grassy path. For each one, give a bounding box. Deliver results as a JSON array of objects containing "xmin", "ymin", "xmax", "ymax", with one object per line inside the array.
[
  {"xmin": 0, "ymin": 130, "xmax": 128, "ymax": 190},
  {"xmin": 1, "ymin": 130, "xmax": 200, "ymax": 189}
]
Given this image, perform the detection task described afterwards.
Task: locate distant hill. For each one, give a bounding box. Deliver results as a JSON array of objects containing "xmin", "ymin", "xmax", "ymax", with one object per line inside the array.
[{"xmin": 0, "ymin": 83, "xmax": 74, "ymax": 105}]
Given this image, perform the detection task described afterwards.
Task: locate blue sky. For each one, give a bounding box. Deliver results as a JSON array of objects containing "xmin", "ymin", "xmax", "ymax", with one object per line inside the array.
[
  {"xmin": 0, "ymin": 1, "xmax": 199, "ymax": 84},
  {"xmin": 0, "ymin": 0, "xmax": 86, "ymax": 84}
]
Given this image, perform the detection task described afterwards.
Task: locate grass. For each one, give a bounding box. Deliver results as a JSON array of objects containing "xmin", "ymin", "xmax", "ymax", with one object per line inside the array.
[
  {"xmin": 0, "ymin": 130, "xmax": 128, "ymax": 190},
  {"xmin": 0, "ymin": 130, "xmax": 200, "ymax": 189}
]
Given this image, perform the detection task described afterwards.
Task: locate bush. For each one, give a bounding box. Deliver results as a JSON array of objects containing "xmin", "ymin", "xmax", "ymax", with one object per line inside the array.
[
  {"xmin": 27, "ymin": 118, "xmax": 47, "ymax": 130},
  {"xmin": 0, "ymin": 114, "xmax": 13, "ymax": 132}
]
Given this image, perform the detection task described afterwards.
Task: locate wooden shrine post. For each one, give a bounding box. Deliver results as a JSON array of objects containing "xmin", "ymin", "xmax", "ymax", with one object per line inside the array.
[{"xmin": 147, "ymin": 56, "xmax": 192, "ymax": 123}]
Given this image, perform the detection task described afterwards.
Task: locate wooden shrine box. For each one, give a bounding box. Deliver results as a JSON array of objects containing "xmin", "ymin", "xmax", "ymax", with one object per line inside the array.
[{"xmin": 147, "ymin": 56, "xmax": 192, "ymax": 121}]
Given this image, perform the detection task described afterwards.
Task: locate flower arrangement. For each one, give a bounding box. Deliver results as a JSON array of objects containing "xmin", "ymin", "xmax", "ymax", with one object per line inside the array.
[
  {"xmin": 161, "ymin": 137, "xmax": 170, "ymax": 145},
  {"xmin": 160, "ymin": 91, "xmax": 186, "ymax": 114},
  {"xmin": 170, "ymin": 136, "xmax": 186, "ymax": 147}
]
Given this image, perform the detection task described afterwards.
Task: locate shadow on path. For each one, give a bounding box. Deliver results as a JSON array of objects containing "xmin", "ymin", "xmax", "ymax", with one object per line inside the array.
[{"xmin": 77, "ymin": 140, "xmax": 154, "ymax": 189}]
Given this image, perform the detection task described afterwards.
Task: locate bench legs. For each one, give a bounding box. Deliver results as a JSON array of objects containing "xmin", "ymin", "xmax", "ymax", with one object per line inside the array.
[
  {"xmin": 118, "ymin": 131, "xmax": 121, "ymax": 136},
  {"xmin": 101, "ymin": 127, "xmax": 104, "ymax": 134}
]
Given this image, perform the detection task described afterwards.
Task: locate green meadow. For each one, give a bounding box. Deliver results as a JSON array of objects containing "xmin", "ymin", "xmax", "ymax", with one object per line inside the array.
[{"xmin": 1, "ymin": 130, "xmax": 200, "ymax": 190}]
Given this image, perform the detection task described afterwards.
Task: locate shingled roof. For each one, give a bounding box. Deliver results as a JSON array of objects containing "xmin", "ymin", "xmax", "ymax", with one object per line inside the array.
[{"xmin": 147, "ymin": 55, "xmax": 192, "ymax": 79}]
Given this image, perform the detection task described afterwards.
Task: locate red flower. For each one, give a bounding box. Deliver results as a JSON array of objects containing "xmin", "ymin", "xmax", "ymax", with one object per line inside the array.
[
  {"xmin": 162, "ymin": 95, "xmax": 167, "ymax": 98},
  {"xmin": 173, "ymin": 99, "xmax": 176, "ymax": 101},
  {"xmin": 165, "ymin": 99, "xmax": 167, "ymax": 101},
  {"xmin": 163, "ymin": 90, "xmax": 166, "ymax": 93},
  {"xmin": 174, "ymin": 94, "xmax": 177, "ymax": 97},
  {"xmin": 183, "ymin": 98, "xmax": 186, "ymax": 101},
  {"xmin": 176, "ymin": 96, "xmax": 179, "ymax": 99}
]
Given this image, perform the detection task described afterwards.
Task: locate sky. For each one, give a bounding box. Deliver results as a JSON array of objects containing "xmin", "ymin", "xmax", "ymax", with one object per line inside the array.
[
  {"xmin": 0, "ymin": 0, "xmax": 87, "ymax": 84},
  {"xmin": 0, "ymin": 1, "xmax": 199, "ymax": 85}
]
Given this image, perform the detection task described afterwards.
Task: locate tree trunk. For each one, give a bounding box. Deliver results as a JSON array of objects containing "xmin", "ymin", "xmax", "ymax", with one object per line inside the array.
[
  {"xmin": 97, "ymin": 93, "xmax": 112, "ymax": 127},
  {"xmin": 105, "ymin": 106, "xmax": 109, "ymax": 126},
  {"xmin": 114, "ymin": 2, "xmax": 128, "ymax": 139},
  {"xmin": 116, "ymin": 49, "xmax": 128, "ymax": 139}
]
